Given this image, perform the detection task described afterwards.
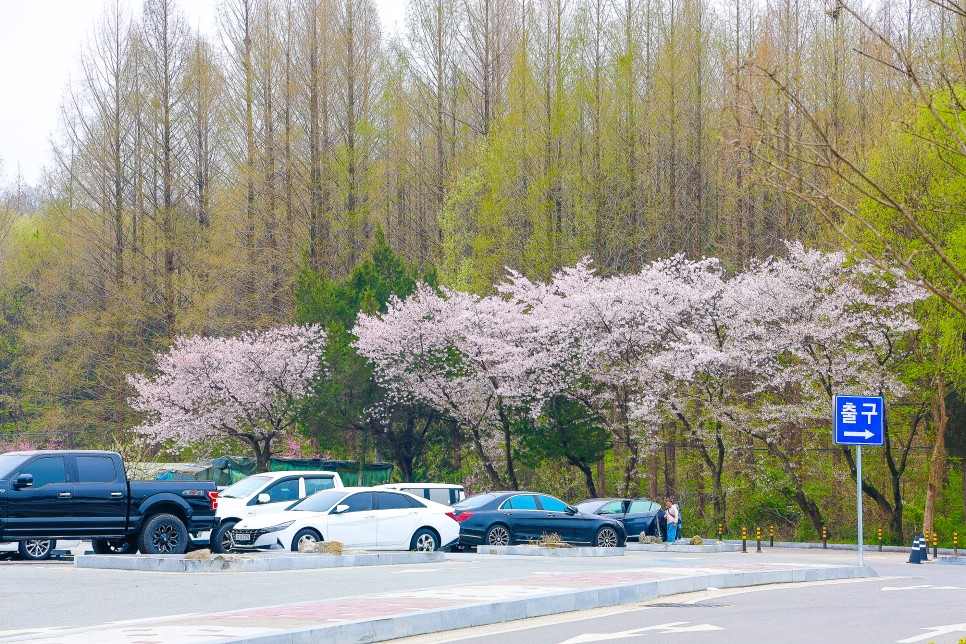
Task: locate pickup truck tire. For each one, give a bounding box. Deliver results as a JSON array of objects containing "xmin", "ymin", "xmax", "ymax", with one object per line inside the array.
[
  {"xmin": 92, "ymin": 537, "xmax": 138, "ymax": 555},
  {"xmin": 139, "ymin": 513, "xmax": 189, "ymax": 555},
  {"xmin": 210, "ymin": 520, "xmax": 238, "ymax": 554},
  {"xmin": 18, "ymin": 539, "xmax": 55, "ymax": 561}
]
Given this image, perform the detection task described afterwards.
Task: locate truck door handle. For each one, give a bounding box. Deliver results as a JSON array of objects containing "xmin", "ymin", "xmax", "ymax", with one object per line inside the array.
[
  {"xmin": 58, "ymin": 492, "xmax": 72, "ymax": 499},
  {"xmin": 110, "ymin": 492, "xmax": 123, "ymax": 498}
]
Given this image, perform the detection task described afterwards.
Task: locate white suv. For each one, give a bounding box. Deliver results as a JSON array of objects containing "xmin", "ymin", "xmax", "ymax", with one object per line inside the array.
[{"xmin": 210, "ymin": 471, "xmax": 343, "ymax": 552}]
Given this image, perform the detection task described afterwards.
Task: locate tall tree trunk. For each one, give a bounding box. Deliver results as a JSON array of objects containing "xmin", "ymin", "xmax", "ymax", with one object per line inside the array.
[{"xmin": 924, "ymin": 370, "xmax": 948, "ymax": 536}]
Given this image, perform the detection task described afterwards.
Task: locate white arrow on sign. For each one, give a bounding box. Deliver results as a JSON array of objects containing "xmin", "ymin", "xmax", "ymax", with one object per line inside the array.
[
  {"xmin": 843, "ymin": 429, "xmax": 875, "ymax": 439},
  {"xmin": 895, "ymin": 623, "xmax": 966, "ymax": 643},
  {"xmin": 559, "ymin": 622, "xmax": 724, "ymax": 643},
  {"xmin": 881, "ymin": 584, "xmax": 964, "ymax": 592}
]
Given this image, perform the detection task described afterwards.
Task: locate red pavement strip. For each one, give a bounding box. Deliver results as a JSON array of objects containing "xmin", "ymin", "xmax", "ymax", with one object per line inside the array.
[{"xmin": 0, "ymin": 562, "xmax": 871, "ymax": 643}]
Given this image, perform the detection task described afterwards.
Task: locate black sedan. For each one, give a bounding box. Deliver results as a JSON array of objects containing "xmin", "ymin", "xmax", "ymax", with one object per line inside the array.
[
  {"xmin": 575, "ymin": 497, "xmax": 662, "ymax": 540},
  {"xmin": 452, "ymin": 492, "xmax": 626, "ymax": 548}
]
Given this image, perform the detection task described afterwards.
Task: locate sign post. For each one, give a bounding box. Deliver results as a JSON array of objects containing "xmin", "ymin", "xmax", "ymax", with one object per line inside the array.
[{"xmin": 833, "ymin": 394, "xmax": 885, "ymax": 567}]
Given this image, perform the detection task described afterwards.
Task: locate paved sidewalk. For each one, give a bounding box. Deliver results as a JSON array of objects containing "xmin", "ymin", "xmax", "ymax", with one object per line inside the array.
[{"xmin": 1, "ymin": 560, "xmax": 872, "ymax": 643}]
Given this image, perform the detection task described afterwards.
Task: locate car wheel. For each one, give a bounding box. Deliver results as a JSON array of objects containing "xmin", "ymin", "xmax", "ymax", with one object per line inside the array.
[
  {"xmin": 210, "ymin": 520, "xmax": 238, "ymax": 554},
  {"xmin": 139, "ymin": 513, "xmax": 188, "ymax": 555},
  {"xmin": 91, "ymin": 537, "xmax": 137, "ymax": 554},
  {"xmin": 484, "ymin": 524, "xmax": 512, "ymax": 546},
  {"xmin": 410, "ymin": 528, "xmax": 439, "ymax": 552},
  {"xmin": 595, "ymin": 526, "xmax": 620, "ymax": 548},
  {"xmin": 18, "ymin": 540, "xmax": 55, "ymax": 561},
  {"xmin": 292, "ymin": 528, "xmax": 322, "ymax": 552}
]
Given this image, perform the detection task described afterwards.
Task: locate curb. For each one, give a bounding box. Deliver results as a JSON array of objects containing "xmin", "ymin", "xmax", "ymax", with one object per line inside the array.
[
  {"xmin": 476, "ymin": 546, "xmax": 625, "ymax": 557},
  {"xmin": 722, "ymin": 540, "xmax": 959, "ymax": 555},
  {"xmin": 74, "ymin": 551, "xmax": 444, "ymax": 572},
  {"xmin": 232, "ymin": 565, "xmax": 876, "ymax": 643},
  {"xmin": 626, "ymin": 543, "xmax": 741, "ymax": 553}
]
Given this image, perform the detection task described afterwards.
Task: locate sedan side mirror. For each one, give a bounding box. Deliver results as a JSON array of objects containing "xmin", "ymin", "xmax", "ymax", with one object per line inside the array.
[
  {"xmin": 13, "ymin": 474, "xmax": 33, "ymax": 491},
  {"xmin": 332, "ymin": 504, "xmax": 350, "ymax": 515},
  {"xmin": 257, "ymin": 493, "xmax": 271, "ymax": 504},
  {"xmin": 565, "ymin": 505, "xmax": 578, "ymax": 515}
]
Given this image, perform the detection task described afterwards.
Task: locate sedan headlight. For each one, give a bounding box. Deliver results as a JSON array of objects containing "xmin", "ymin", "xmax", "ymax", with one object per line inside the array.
[{"xmin": 261, "ymin": 521, "xmax": 295, "ymax": 533}]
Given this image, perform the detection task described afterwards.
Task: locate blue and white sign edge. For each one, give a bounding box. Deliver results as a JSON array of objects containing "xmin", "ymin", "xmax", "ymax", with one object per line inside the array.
[{"xmin": 833, "ymin": 394, "xmax": 885, "ymax": 446}]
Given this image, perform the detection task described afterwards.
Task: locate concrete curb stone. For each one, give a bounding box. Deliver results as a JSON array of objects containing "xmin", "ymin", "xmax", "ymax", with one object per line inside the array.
[
  {"xmin": 476, "ymin": 545, "xmax": 625, "ymax": 557},
  {"xmin": 722, "ymin": 539, "xmax": 959, "ymax": 555},
  {"xmin": 626, "ymin": 542, "xmax": 742, "ymax": 553},
  {"xmin": 74, "ymin": 551, "xmax": 444, "ymax": 572}
]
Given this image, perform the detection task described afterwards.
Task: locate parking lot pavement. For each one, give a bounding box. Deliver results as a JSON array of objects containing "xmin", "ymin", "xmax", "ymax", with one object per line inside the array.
[
  {"xmin": 0, "ymin": 550, "xmax": 873, "ymax": 643},
  {"xmin": 396, "ymin": 552, "xmax": 966, "ymax": 644}
]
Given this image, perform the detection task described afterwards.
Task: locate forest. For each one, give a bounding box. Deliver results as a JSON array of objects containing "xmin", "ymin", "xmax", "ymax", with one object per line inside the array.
[{"xmin": 0, "ymin": 0, "xmax": 965, "ymax": 543}]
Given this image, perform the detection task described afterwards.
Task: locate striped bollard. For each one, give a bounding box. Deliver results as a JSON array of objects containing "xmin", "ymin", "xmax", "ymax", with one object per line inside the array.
[
  {"xmin": 933, "ymin": 531, "xmax": 939, "ymax": 558},
  {"xmin": 822, "ymin": 525, "xmax": 827, "ymax": 549},
  {"xmin": 741, "ymin": 527, "xmax": 747, "ymax": 553},
  {"xmin": 756, "ymin": 526, "xmax": 762, "ymax": 553},
  {"xmin": 877, "ymin": 528, "xmax": 882, "ymax": 552},
  {"xmin": 769, "ymin": 525, "xmax": 775, "ymax": 547}
]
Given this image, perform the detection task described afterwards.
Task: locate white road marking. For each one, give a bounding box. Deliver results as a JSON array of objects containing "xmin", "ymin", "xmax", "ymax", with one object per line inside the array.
[
  {"xmin": 895, "ymin": 623, "xmax": 966, "ymax": 643},
  {"xmin": 558, "ymin": 622, "xmax": 724, "ymax": 643},
  {"xmin": 390, "ymin": 568, "xmax": 442, "ymax": 574},
  {"xmin": 881, "ymin": 584, "xmax": 964, "ymax": 592}
]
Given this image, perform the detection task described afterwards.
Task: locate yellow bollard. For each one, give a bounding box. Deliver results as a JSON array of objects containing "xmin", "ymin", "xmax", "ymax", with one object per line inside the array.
[
  {"xmin": 769, "ymin": 525, "xmax": 775, "ymax": 547},
  {"xmin": 822, "ymin": 525, "xmax": 828, "ymax": 549},
  {"xmin": 719, "ymin": 523, "xmax": 724, "ymax": 540},
  {"xmin": 933, "ymin": 531, "xmax": 939, "ymax": 558},
  {"xmin": 954, "ymin": 532, "xmax": 959, "ymax": 557},
  {"xmin": 741, "ymin": 527, "xmax": 747, "ymax": 553},
  {"xmin": 877, "ymin": 527, "xmax": 883, "ymax": 552},
  {"xmin": 756, "ymin": 526, "xmax": 762, "ymax": 553}
]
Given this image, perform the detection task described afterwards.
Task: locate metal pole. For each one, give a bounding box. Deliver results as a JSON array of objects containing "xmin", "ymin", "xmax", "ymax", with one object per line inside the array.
[{"xmin": 857, "ymin": 445, "xmax": 863, "ymax": 567}]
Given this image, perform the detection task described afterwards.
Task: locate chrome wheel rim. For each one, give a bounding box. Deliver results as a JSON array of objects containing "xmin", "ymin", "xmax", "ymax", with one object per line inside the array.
[
  {"xmin": 25, "ymin": 540, "xmax": 51, "ymax": 558},
  {"xmin": 415, "ymin": 533, "xmax": 437, "ymax": 551},
  {"xmin": 297, "ymin": 534, "xmax": 318, "ymax": 549},
  {"xmin": 152, "ymin": 523, "xmax": 180, "ymax": 553},
  {"xmin": 221, "ymin": 529, "xmax": 235, "ymax": 552},
  {"xmin": 597, "ymin": 528, "xmax": 619, "ymax": 547},
  {"xmin": 487, "ymin": 526, "xmax": 510, "ymax": 546}
]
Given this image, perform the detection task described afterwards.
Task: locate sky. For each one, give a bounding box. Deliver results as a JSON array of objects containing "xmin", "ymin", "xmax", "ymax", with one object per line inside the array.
[{"xmin": 0, "ymin": 0, "xmax": 408, "ymax": 186}]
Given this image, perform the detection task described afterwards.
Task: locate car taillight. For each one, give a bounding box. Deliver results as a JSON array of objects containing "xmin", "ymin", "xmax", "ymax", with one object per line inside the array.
[
  {"xmin": 207, "ymin": 490, "xmax": 218, "ymax": 510},
  {"xmin": 453, "ymin": 511, "xmax": 473, "ymax": 523}
]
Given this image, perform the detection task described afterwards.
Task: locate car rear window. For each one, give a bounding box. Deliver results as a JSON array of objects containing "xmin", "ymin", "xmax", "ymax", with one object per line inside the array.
[{"xmin": 455, "ymin": 493, "xmax": 497, "ymax": 509}]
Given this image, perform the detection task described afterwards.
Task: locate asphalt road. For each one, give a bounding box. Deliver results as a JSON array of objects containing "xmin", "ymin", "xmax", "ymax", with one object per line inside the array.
[
  {"xmin": 399, "ymin": 552, "xmax": 966, "ymax": 644},
  {"xmin": 0, "ymin": 547, "xmax": 962, "ymax": 642}
]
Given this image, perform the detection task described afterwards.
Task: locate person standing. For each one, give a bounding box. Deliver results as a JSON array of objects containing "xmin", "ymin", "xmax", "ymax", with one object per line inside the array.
[
  {"xmin": 665, "ymin": 498, "xmax": 679, "ymax": 543},
  {"xmin": 672, "ymin": 497, "xmax": 682, "ymax": 538}
]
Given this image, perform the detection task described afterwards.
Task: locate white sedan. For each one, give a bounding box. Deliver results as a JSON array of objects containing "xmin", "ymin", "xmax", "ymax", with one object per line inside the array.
[{"xmin": 230, "ymin": 487, "xmax": 460, "ymax": 552}]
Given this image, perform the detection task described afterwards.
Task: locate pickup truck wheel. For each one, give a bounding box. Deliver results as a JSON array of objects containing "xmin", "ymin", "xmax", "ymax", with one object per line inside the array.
[
  {"xmin": 139, "ymin": 513, "xmax": 189, "ymax": 555},
  {"xmin": 92, "ymin": 537, "xmax": 137, "ymax": 555},
  {"xmin": 210, "ymin": 520, "xmax": 238, "ymax": 554},
  {"xmin": 18, "ymin": 540, "xmax": 55, "ymax": 561}
]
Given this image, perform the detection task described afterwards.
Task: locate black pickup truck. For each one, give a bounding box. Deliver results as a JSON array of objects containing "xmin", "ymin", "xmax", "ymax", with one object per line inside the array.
[{"xmin": 0, "ymin": 450, "xmax": 218, "ymax": 557}]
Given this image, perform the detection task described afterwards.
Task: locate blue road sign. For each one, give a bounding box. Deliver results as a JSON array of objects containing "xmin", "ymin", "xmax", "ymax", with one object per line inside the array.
[{"xmin": 833, "ymin": 395, "xmax": 885, "ymax": 446}]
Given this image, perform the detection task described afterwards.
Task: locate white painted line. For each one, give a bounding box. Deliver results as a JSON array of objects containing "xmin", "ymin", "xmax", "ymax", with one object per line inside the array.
[
  {"xmin": 558, "ymin": 622, "xmax": 724, "ymax": 643},
  {"xmin": 895, "ymin": 623, "xmax": 966, "ymax": 643},
  {"xmin": 881, "ymin": 584, "xmax": 964, "ymax": 592}
]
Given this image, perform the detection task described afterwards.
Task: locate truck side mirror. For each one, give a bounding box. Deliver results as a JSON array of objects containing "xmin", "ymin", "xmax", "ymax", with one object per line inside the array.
[
  {"xmin": 257, "ymin": 493, "xmax": 271, "ymax": 504},
  {"xmin": 13, "ymin": 474, "xmax": 33, "ymax": 491}
]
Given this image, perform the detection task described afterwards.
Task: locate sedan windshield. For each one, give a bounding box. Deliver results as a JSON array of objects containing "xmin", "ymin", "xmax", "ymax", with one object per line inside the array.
[
  {"xmin": 288, "ymin": 489, "xmax": 347, "ymax": 512},
  {"xmin": 220, "ymin": 475, "xmax": 272, "ymax": 499},
  {"xmin": 575, "ymin": 500, "xmax": 605, "ymax": 514},
  {"xmin": 0, "ymin": 453, "xmax": 30, "ymax": 479}
]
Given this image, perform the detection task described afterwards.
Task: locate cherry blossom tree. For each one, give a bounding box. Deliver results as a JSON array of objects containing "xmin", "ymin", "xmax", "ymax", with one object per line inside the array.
[
  {"xmin": 725, "ymin": 243, "xmax": 927, "ymax": 535},
  {"xmin": 128, "ymin": 325, "xmax": 327, "ymax": 471},
  {"xmin": 353, "ymin": 284, "xmax": 555, "ymax": 489}
]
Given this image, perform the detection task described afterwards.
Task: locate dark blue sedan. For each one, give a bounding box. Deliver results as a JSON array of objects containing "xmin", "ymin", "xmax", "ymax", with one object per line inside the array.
[
  {"xmin": 575, "ymin": 498, "xmax": 662, "ymax": 540},
  {"xmin": 452, "ymin": 492, "xmax": 626, "ymax": 547}
]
